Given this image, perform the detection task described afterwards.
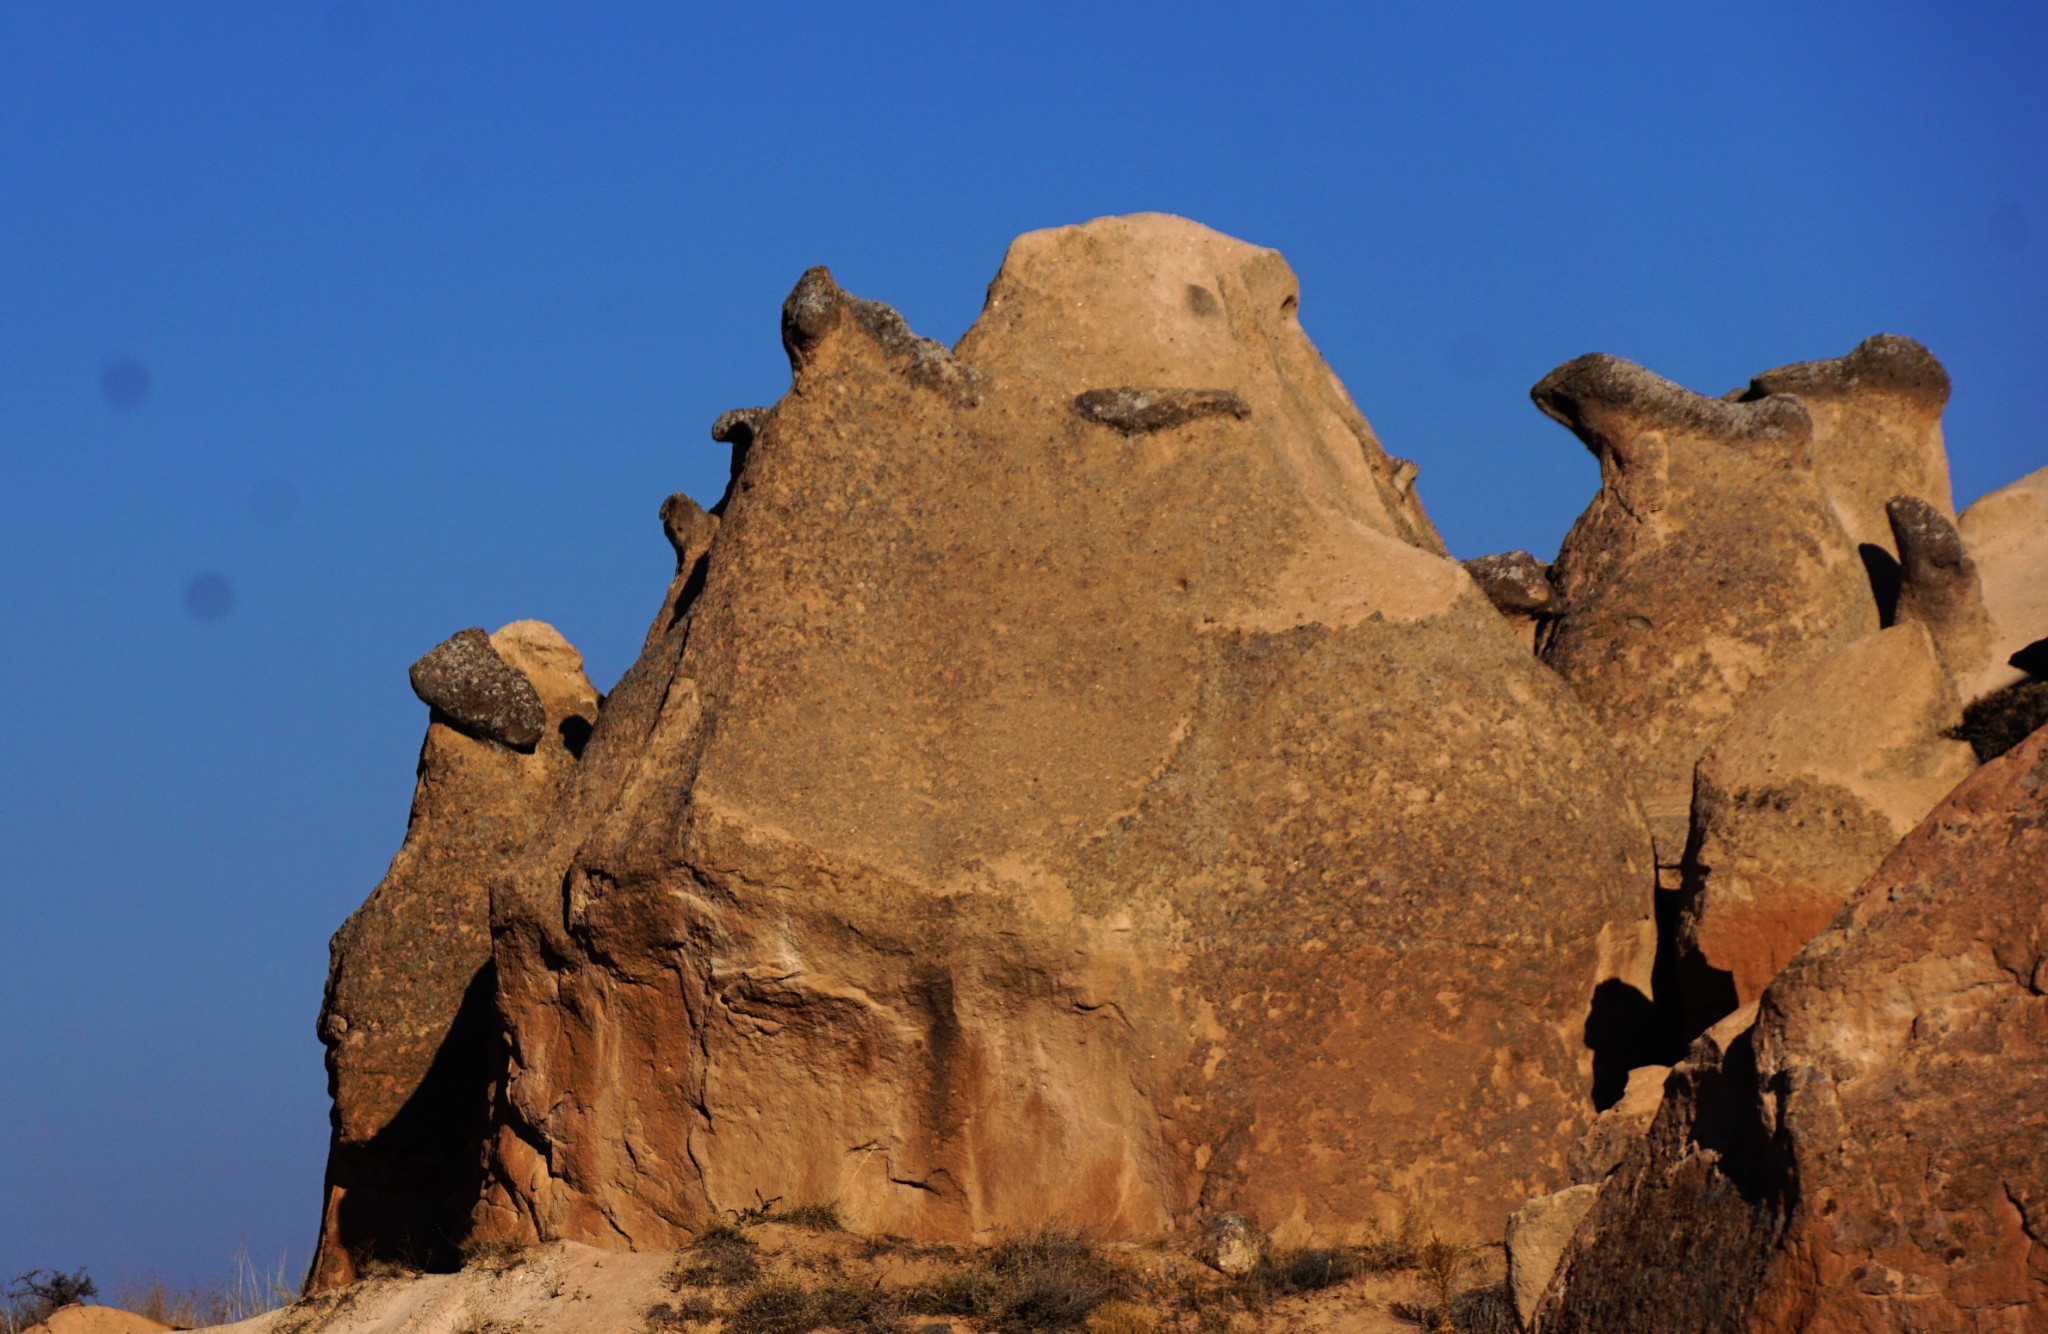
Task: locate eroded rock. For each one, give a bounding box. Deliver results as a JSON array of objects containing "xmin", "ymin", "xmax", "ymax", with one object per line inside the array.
[
  {"xmin": 1532, "ymin": 726, "xmax": 2048, "ymax": 1332},
  {"xmin": 309, "ymin": 621, "xmax": 598, "ymax": 1291},
  {"xmin": 1958, "ymin": 462, "xmax": 2048, "ymax": 699},
  {"xmin": 470, "ymin": 215, "xmax": 1654, "ymax": 1255},
  {"xmin": 1532, "ymin": 353, "xmax": 1879, "ymax": 866},
  {"xmin": 1463, "ymin": 550, "xmax": 1561, "ymax": 650},
  {"xmin": 1731, "ymin": 334, "xmax": 1954, "ymax": 557},
  {"xmin": 408, "ymin": 628, "xmax": 548, "ymax": 751},
  {"xmin": 1197, "ymin": 1212, "xmax": 1269, "ymax": 1278},
  {"xmin": 1888, "ymin": 494, "xmax": 1994, "ymax": 682},
  {"xmin": 1676, "ymin": 621, "xmax": 1976, "ymax": 1030}
]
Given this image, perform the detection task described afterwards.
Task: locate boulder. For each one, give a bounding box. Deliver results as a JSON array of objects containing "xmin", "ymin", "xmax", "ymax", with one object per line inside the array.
[
  {"xmin": 1531, "ymin": 724, "xmax": 2048, "ymax": 1332},
  {"xmin": 1730, "ymin": 334, "xmax": 1954, "ymax": 559},
  {"xmin": 1887, "ymin": 494, "xmax": 1995, "ymax": 684},
  {"xmin": 1462, "ymin": 550, "xmax": 1560, "ymax": 650},
  {"xmin": 1958, "ymin": 463, "xmax": 2048, "ymax": 698},
  {"xmin": 408, "ymin": 627, "xmax": 548, "ymax": 751},
  {"xmin": 1676, "ymin": 621, "xmax": 1976, "ymax": 1030},
  {"xmin": 308, "ymin": 621, "xmax": 598, "ymax": 1291},
  {"xmin": 25, "ymin": 1307, "xmax": 173, "ymax": 1334},
  {"xmin": 1532, "ymin": 354, "xmax": 1879, "ymax": 867},
  {"xmin": 470, "ymin": 215, "xmax": 1656, "ymax": 1255},
  {"xmin": 1197, "ymin": 1212, "xmax": 1270, "ymax": 1278}
]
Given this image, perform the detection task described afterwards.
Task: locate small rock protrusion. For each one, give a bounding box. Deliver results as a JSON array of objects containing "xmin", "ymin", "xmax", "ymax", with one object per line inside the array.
[
  {"xmin": 781, "ymin": 265, "xmax": 844, "ymax": 363},
  {"xmin": 1531, "ymin": 353, "xmax": 1812, "ymax": 467},
  {"xmin": 1889, "ymin": 494, "xmax": 1993, "ymax": 677},
  {"xmin": 1197, "ymin": 1211, "xmax": 1269, "ymax": 1278},
  {"xmin": 1735, "ymin": 333, "xmax": 1951, "ymax": 413},
  {"xmin": 408, "ymin": 627, "xmax": 547, "ymax": 751},
  {"xmin": 661, "ymin": 492, "xmax": 719, "ymax": 571},
  {"xmin": 1072, "ymin": 387, "xmax": 1251, "ymax": 435},
  {"xmin": 1464, "ymin": 551, "xmax": 1561, "ymax": 619}
]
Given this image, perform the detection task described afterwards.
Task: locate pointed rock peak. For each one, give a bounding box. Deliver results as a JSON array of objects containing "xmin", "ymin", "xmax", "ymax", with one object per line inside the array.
[
  {"xmin": 1738, "ymin": 334, "xmax": 1950, "ymax": 412},
  {"xmin": 1530, "ymin": 353, "xmax": 1812, "ymax": 461},
  {"xmin": 1889, "ymin": 494, "xmax": 1993, "ymax": 679},
  {"xmin": 777, "ymin": 265, "xmax": 983, "ymax": 403},
  {"xmin": 408, "ymin": 626, "xmax": 547, "ymax": 751}
]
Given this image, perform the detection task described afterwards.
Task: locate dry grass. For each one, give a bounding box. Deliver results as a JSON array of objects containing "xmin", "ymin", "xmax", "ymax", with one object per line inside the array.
[
  {"xmin": 666, "ymin": 1221, "xmax": 764, "ymax": 1289},
  {"xmin": 109, "ymin": 1245, "xmax": 298, "ymax": 1329},
  {"xmin": 899, "ymin": 1227, "xmax": 1124, "ymax": 1332}
]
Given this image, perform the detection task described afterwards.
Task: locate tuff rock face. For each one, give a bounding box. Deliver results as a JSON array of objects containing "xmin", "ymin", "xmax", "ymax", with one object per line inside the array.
[
  {"xmin": 1531, "ymin": 354, "xmax": 1879, "ymax": 867},
  {"xmin": 1675, "ymin": 621, "xmax": 1976, "ymax": 1029},
  {"xmin": 1530, "ymin": 724, "xmax": 2048, "ymax": 1334},
  {"xmin": 1731, "ymin": 334, "xmax": 1955, "ymax": 559},
  {"xmin": 309, "ymin": 621, "xmax": 597, "ymax": 1290},
  {"xmin": 465, "ymin": 214, "xmax": 1655, "ymax": 1254},
  {"xmin": 1958, "ymin": 462, "xmax": 2048, "ymax": 699}
]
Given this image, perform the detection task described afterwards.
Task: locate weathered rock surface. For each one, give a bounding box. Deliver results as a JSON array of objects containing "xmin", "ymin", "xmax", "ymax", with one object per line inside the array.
[
  {"xmin": 1463, "ymin": 550, "xmax": 1560, "ymax": 650},
  {"xmin": 24, "ymin": 1307, "xmax": 173, "ymax": 1334},
  {"xmin": 1731, "ymin": 334, "xmax": 1955, "ymax": 558},
  {"xmin": 470, "ymin": 214, "xmax": 1655, "ymax": 1255},
  {"xmin": 1888, "ymin": 494, "xmax": 1995, "ymax": 684},
  {"xmin": 1505, "ymin": 1184, "xmax": 1599, "ymax": 1329},
  {"xmin": 408, "ymin": 627, "xmax": 549, "ymax": 751},
  {"xmin": 309, "ymin": 621, "xmax": 598, "ymax": 1290},
  {"xmin": 1959, "ymin": 463, "xmax": 2048, "ymax": 698},
  {"xmin": 1532, "ymin": 724, "xmax": 2048, "ymax": 1333},
  {"xmin": 1198, "ymin": 1212, "xmax": 1270, "ymax": 1278},
  {"xmin": 1532, "ymin": 354, "xmax": 1879, "ymax": 865},
  {"xmin": 1676, "ymin": 621, "xmax": 1976, "ymax": 1029}
]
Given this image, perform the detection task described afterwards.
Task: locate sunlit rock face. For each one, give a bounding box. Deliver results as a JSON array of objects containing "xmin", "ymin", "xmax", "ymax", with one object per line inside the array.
[
  {"xmin": 1531, "ymin": 723, "xmax": 2048, "ymax": 1334},
  {"xmin": 467, "ymin": 215, "xmax": 1655, "ymax": 1253}
]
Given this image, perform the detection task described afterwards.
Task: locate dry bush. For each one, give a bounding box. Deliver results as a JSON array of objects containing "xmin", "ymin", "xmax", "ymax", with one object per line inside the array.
[
  {"xmin": 3, "ymin": 1269, "xmax": 97, "ymax": 1333},
  {"xmin": 666, "ymin": 1222, "xmax": 763, "ymax": 1289},
  {"xmin": 457, "ymin": 1238, "xmax": 527, "ymax": 1273},
  {"xmin": 725, "ymin": 1277, "xmax": 903, "ymax": 1334},
  {"xmin": 767, "ymin": 1202, "xmax": 846, "ymax": 1233},
  {"xmin": 645, "ymin": 1293, "xmax": 719, "ymax": 1329},
  {"xmin": 900, "ymin": 1227, "xmax": 1123, "ymax": 1333}
]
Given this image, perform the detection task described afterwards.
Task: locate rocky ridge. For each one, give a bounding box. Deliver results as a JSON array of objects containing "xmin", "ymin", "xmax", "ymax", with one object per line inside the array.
[{"xmin": 300, "ymin": 214, "xmax": 2046, "ymax": 1332}]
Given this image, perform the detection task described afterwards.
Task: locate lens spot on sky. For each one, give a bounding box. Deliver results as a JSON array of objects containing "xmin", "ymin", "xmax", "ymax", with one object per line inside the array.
[
  {"xmin": 100, "ymin": 357, "xmax": 151, "ymax": 411},
  {"xmin": 250, "ymin": 478, "xmax": 299, "ymax": 526},
  {"xmin": 184, "ymin": 571, "xmax": 235, "ymax": 621},
  {"xmin": 1448, "ymin": 332, "xmax": 1501, "ymax": 381},
  {"xmin": 1988, "ymin": 200, "xmax": 2028, "ymax": 253},
  {"xmin": 324, "ymin": 1, "xmax": 372, "ymax": 50}
]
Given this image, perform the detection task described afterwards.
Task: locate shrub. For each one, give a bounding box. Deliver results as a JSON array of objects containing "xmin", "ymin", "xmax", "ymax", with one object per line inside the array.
[
  {"xmin": 2, "ymin": 1269, "xmax": 97, "ymax": 1333},
  {"xmin": 667, "ymin": 1222, "xmax": 763, "ymax": 1289},
  {"xmin": 901, "ymin": 1227, "xmax": 1122, "ymax": 1332}
]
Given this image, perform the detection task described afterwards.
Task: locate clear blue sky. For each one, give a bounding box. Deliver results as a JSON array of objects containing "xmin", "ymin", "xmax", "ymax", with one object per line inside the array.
[{"xmin": 2, "ymin": 0, "xmax": 2043, "ymax": 1294}]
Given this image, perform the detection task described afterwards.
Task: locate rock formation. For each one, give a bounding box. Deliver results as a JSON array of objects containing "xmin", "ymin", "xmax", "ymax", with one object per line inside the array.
[
  {"xmin": 1729, "ymin": 334, "xmax": 1955, "ymax": 561},
  {"xmin": 1462, "ymin": 550, "xmax": 1560, "ymax": 650},
  {"xmin": 309, "ymin": 621, "xmax": 597, "ymax": 1289},
  {"xmin": 1675, "ymin": 620, "xmax": 1976, "ymax": 1028},
  {"xmin": 1529, "ymin": 723, "xmax": 2048, "ymax": 1333},
  {"xmin": 1958, "ymin": 462, "xmax": 2048, "ymax": 699},
  {"xmin": 1531, "ymin": 353, "xmax": 1879, "ymax": 867},
  {"xmin": 461, "ymin": 214, "xmax": 1655, "ymax": 1257}
]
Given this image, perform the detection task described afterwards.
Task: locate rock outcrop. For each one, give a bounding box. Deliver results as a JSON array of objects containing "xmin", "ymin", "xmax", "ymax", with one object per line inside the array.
[
  {"xmin": 1531, "ymin": 354, "xmax": 1879, "ymax": 867},
  {"xmin": 1959, "ymin": 462, "xmax": 2048, "ymax": 699},
  {"xmin": 466, "ymin": 214, "xmax": 1656, "ymax": 1255},
  {"xmin": 1675, "ymin": 620, "xmax": 1976, "ymax": 1028},
  {"xmin": 1530, "ymin": 723, "xmax": 2048, "ymax": 1333},
  {"xmin": 1463, "ymin": 550, "xmax": 1560, "ymax": 650},
  {"xmin": 309, "ymin": 621, "xmax": 598, "ymax": 1290},
  {"xmin": 1729, "ymin": 334, "xmax": 1954, "ymax": 560}
]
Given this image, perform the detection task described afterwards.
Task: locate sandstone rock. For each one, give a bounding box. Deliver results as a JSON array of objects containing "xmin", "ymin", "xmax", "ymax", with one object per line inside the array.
[
  {"xmin": 1197, "ymin": 1212, "xmax": 1269, "ymax": 1278},
  {"xmin": 408, "ymin": 627, "xmax": 548, "ymax": 751},
  {"xmin": 308, "ymin": 621, "xmax": 598, "ymax": 1291},
  {"xmin": 1566, "ymin": 1062, "xmax": 1667, "ymax": 1185},
  {"xmin": 1730, "ymin": 334, "xmax": 1954, "ymax": 558},
  {"xmin": 1958, "ymin": 463, "xmax": 2048, "ymax": 698},
  {"xmin": 1462, "ymin": 550, "xmax": 1559, "ymax": 651},
  {"xmin": 1532, "ymin": 725, "xmax": 2048, "ymax": 1332},
  {"xmin": 1888, "ymin": 494, "xmax": 1994, "ymax": 683},
  {"xmin": 1505, "ymin": 1184, "xmax": 1598, "ymax": 1328},
  {"xmin": 472, "ymin": 215, "xmax": 1655, "ymax": 1255},
  {"xmin": 25, "ymin": 1306, "xmax": 173, "ymax": 1334},
  {"xmin": 1676, "ymin": 621, "xmax": 1976, "ymax": 1030},
  {"xmin": 1532, "ymin": 353, "xmax": 1879, "ymax": 865}
]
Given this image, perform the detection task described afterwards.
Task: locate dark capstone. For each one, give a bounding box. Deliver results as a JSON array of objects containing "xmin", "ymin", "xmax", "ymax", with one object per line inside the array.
[
  {"xmin": 780, "ymin": 265, "xmax": 843, "ymax": 359},
  {"xmin": 1464, "ymin": 551, "xmax": 1561, "ymax": 617},
  {"xmin": 661, "ymin": 491, "xmax": 716, "ymax": 563},
  {"xmin": 408, "ymin": 628, "xmax": 545, "ymax": 751},
  {"xmin": 1071, "ymin": 387, "xmax": 1251, "ymax": 435},
  {"xmin": 1735, "ymin": 334, "xmax": 1951, "ymax": 411},
  {"xmin": 779, "ymin": 266, "xmax": 985, "ymax": 403},
  {"xmin": 1532, "ymin": 353, "xmax": 1811, "ymax": 457}
]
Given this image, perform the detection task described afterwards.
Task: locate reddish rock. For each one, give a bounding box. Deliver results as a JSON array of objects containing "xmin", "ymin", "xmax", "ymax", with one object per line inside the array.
[
  {"xmin": 470, "ymin": 215, "xmax": 1655, "ymax": 1255},
  {"xmin": 1531, "ymin": 725, "xmax": 2048, "ymax": 1332}
]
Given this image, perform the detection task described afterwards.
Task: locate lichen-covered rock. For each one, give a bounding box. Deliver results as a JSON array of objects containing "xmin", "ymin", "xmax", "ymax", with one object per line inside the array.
[
  {"xmin": 1731, "ymin": 334, "xmax": 1954, "ymax": 558},
  {"xmin": 1531, "ymin": 353, "xmax": 1879, "ymax": 866},
  {"xmin": 1676, "ymin": 621, "xmax": 1976, "ymax": 1030},
  {"xmin": 408, "ymin": 627, "xmax": 549, "ymax": 751},
  {"xmin": 1463, "ymin": 550, "xmax": 1560, "ymax": 650},
  {"xmin": 1197, "ymin": 1212, "xmax": 1270, "ymax": 1278},
  {"xmin": 471, "ymin": 215, "xmax": 1655, "ymax": 1255},
  {"xmin": 308, "ymin": 621, "xmax": 597, "ymax": 1291},
  {"xmin": 1531, "ymin": 725, "xmax": 2048, "ymax": 1333},
  {"xmin": 1958, "ymin": 462, "xmax": 2048, "ymax": 699}
]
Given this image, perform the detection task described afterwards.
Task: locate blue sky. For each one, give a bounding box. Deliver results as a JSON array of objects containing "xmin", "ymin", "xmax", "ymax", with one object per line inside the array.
[{"xmin": 2, "ymin": 0, "xmax": 2043, "ymax": 1293}]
